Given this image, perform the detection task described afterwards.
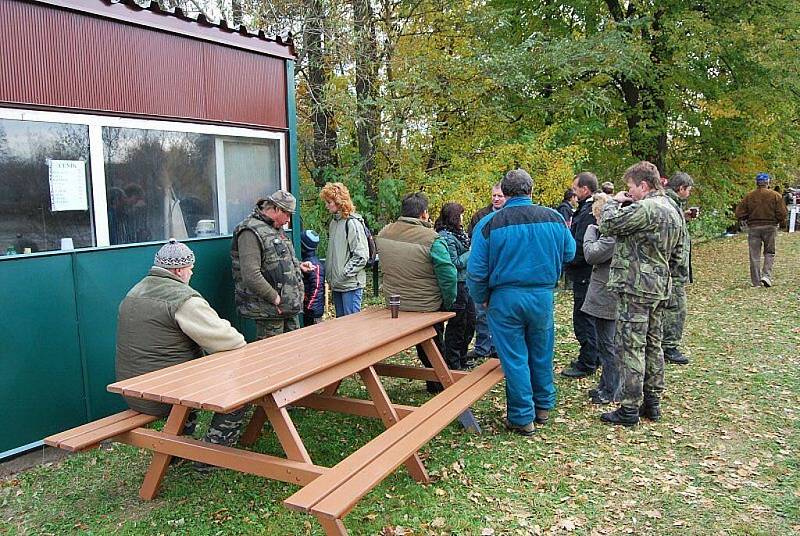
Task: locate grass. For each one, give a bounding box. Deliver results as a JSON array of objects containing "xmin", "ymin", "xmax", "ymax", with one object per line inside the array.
[{"xmin": 2, "ymin": 233, "xmax": 799, "ymax": 535}]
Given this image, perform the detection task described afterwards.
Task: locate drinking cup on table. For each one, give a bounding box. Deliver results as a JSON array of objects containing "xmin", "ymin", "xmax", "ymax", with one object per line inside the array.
[
  {"xmin": 60, "ymin": 238, "xmax": 74, "ymax": 251},
  {"xmin": 389, "ymin": 295, "xmax": 400, "ymax": 318}
]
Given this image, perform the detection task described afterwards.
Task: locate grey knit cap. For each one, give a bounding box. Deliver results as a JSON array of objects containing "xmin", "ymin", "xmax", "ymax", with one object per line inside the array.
[
  {"xmin": 259, "ymin": 190, "xmax": 296, "ymax": 214},
  {"xmin": 154, "ymin": 238, "xmax": 195, "ymax": 269}
]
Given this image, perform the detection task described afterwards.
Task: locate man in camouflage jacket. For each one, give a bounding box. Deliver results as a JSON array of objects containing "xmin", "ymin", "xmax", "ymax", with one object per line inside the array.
[
  {"xmin": 599, "ymin": 161, "xmax": 686, "ymax": 426},
  {"xmin": 231, "ymin": 190, "xmax": 314, "ymax": 339}
]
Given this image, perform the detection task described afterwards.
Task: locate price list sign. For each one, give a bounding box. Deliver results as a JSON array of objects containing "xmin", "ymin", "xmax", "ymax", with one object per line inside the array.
[{"xmin": 48, "ymin": 160, "xmax": 88, "ymax": 212}]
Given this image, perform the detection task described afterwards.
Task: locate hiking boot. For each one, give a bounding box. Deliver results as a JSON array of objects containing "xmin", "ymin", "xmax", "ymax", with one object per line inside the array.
[
  {"xmin": 193, "ymin": 461, "xmax": 218, "ymax": 474},
  {"xmin": 504, "ymin": 419, "xmax": 535, "ymax": 436},
  {"xmin": 639, "ymin": 399, "xmax": 661, "ymax": 421},
  {"xmin": 534, "ymin": 409, "xmax": 550, "ymax": 425},
  {"xmin": 560, "ymin": 364, "xmax": 594, "ymax": 379},
  {"xmin": 760, "ymin": 276, "xmax": 773, "ymax": 288},
  {"xmin": 587, "ymin": 388, "xmax": 599, "ymax": 398},
  {"xmin": 664, "ymin": 348, "xmax": 689, "ymax": 365},
  {"xmin": 600, "ymin": 406, "xmax": 639, "ymax": 427}
]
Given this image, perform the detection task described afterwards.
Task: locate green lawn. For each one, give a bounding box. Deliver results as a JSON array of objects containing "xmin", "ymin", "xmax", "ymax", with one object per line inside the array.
[{"xmin": 2, "ymin": 233, "xmax": 798, "ymax": 535}]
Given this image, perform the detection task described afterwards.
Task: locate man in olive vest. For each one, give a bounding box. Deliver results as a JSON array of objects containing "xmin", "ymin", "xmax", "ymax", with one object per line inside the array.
[
  {"xmin": 116, "ymin": 239, "xmax": 247, "ymax": 452},
  {"xmin": 231, "ymin": 190, "xmax": 314, "ymax": 339},
  {"xmin": 376, "ymin": 192, "xmax": 457, "ymax": 393}
]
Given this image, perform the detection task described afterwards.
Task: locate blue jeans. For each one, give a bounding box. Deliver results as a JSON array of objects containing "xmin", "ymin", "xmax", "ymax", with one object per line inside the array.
[
  {"xmin": 333, "ymin": 288, "xmax": 363, "ymax": 317},
  {"xmin": 488, "ymin": 287, "xmax": 556, "ymax": 426},
  {"xmin": 473, "ymin": 300, "xmax": 494, "ymax": 356}
]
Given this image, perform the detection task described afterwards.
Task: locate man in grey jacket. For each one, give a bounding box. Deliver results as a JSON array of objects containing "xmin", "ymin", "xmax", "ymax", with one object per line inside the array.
[{"xmin": 320, "ymin": 182, "xmax": 370, "ymax": 316}]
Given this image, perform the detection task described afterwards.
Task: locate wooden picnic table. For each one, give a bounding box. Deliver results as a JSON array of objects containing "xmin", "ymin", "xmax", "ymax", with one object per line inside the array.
[{"xmin": 48, "ymin": 308, "xmax": 504, "ymax": 535}]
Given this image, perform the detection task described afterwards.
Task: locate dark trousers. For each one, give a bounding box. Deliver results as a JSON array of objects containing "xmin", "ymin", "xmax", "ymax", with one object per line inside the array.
[
  {"xmin": 417, "ymin": 321, "xmax": 445, "ymax": 392},
  {"xmin": 572, "ymin": 277, "xmax": 599, "ymax": 372},
  {"xmin": 443, "ymin": 282, "xmax": 477, "ymax": 369},
  {"xmin": 594, "ymin": 317, "xmax": 621, "ymax": 401}
]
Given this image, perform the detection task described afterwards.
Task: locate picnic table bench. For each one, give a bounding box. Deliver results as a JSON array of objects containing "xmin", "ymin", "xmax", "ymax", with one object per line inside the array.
[{"xmin": 45, "ymin": 308, "xmax": 504, "ymax": 535}]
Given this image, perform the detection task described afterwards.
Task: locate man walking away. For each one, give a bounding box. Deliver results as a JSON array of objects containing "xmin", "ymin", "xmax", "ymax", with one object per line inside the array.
[
  {"xmin": 376, "ymin": 192, "xmax": 457, "ymax": 393},
  {"xmin": 598, "ymin": 161, "xmax": 685, "ymax": 426},
  {"xmin": 468, "ymin": 169, "xmax": 575, "ymax": 435},
  {"xmin": 662, "ymin": 172, "xmax": 695, "ymax": 364},
  {"xmin": 561, "ymin": 172, "xmax": 600, "ymax": 379},
  {"xmin": 735, "ymin": 173, "xmax": 788, "ymax": 287}
]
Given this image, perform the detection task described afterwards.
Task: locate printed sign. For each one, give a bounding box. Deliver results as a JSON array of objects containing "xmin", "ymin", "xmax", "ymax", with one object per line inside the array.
[{"xmin": 48, "ymin": 160, "xmax": 88, "ymax": 212}]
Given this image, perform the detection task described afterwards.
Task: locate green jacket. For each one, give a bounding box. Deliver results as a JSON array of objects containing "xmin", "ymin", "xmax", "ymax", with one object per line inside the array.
[
  {"xmin": 665, "ymin": 189, "xmax": 692, "ymax": 285},
  {"xmin": 437, "ymin": 229, "xmax": 470, "ymax": 282},
  {"xmin": 375, "ymin": 217, "xmax": 457, "ymax": 311},
  {"xmin": 600, "ymin": 191, "xmax": 685, "ymax": 301},
  {"xmin": 326, "ymin": 212, "xmax": 369, "ymax": 292}
]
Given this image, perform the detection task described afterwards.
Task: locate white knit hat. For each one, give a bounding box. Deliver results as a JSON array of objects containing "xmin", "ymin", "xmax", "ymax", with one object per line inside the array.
[{"xmin": 154, "ymin": 238, "xmax": 195, "ymax": 269}]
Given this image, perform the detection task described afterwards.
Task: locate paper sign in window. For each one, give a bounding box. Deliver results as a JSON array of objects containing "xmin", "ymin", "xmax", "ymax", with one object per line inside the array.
[{"xmin": 48, "ymin": 160, "xmax": 88, "ymax": 212}]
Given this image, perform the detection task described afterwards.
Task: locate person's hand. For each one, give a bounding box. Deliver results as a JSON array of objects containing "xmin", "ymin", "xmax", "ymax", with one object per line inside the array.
[
  {"xmin": 614, "ymin": 191, "xmax": 632, "ymax": 203},
  {"xmin": 273, "ymin": 295, "xmax": 281, "ymax": 306},
  {"xmin": 299, "ymin": 261, "xmax": 314, "ymax": 273}
]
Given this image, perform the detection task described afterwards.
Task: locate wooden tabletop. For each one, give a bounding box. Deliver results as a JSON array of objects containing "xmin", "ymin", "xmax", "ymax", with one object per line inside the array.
[{"xmin": 108, "ymin": 309, "xmax": 454, "ymax": 413}]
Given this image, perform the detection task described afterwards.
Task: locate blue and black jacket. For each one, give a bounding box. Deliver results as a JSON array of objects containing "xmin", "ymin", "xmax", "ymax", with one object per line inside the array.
[
  {"xmin": 301, "ymin": 250, "xmax": 326, "ymax": 318},
  {"xmin": 466, "ymin": 196, "xmax": 576, "ymax": 304}
]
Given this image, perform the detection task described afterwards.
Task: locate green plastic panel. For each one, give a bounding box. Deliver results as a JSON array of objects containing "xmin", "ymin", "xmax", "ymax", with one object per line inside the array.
[{"xmin": 0, "ymin": 254, "xmax": 87, "ymax": 454}]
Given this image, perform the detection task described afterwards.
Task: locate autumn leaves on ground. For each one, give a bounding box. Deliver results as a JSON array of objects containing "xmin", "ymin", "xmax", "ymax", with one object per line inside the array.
[{"xmin": 1, "ymin": 234, "xmax": 798, "ymax": 535}]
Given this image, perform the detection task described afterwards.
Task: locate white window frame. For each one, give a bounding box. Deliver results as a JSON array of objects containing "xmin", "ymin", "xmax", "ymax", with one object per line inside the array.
[{"xmin": 0, "ymin": 107, "xmax": 288, "ymax": 247}]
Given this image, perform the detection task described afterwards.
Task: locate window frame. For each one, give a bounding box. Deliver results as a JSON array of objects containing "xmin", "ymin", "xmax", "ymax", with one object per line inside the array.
[{"xmin": 0, "ymin": 107, "xmax": 288, "ymax": 248}]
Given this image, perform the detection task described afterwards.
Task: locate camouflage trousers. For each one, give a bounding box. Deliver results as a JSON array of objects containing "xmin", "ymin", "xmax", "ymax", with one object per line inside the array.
[
  {"xmin": 661, "ymin": 283, "xmax": 686, "ymax": 350},
  {"xmin": 182, "ymin": 407, "xmax": 248, "ymax": 447},
  {"xmin": 616, "ymin": 294, "xmax": 666, "ymax": 409},
  {"xmin": 255, "ymin": 316, "xmax": 300, "ymax": 340}
]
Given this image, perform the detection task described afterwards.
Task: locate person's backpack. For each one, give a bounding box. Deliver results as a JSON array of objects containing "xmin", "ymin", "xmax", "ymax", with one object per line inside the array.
[{"xmin": 345, "ymin": 217, "xmax": 378, "ymax": 266}]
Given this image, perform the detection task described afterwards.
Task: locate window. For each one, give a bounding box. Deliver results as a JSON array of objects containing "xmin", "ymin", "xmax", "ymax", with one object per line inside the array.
[
  {"xmin": 0, "ymin": 108, "xmax": 287, "ymax": 254},
  {"xmin": 0, "ymin": 118, "xmax": 93, "ymax": 253}
]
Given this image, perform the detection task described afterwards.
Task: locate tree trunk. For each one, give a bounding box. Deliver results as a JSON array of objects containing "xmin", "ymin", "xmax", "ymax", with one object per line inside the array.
[
  {"xmin": 352, "ymin": 0, "xmax": 380, "ymax": 200},
  {"xmin": 306, "ymin": 0, "xmax": 339, "ymax": 187}
]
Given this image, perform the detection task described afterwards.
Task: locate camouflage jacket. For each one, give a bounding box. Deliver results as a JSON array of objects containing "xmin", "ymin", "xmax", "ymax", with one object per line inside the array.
[
  {"xmin": 231, "ymin": 211, "xmax": 304, "ymax": 319},
  {"xmin": 665, "ymin": 189, "xmax": 691, "ymax": 285},
  {"xmin": 599, "ymin": 191, "xmax": 686, "ymax": 301}
]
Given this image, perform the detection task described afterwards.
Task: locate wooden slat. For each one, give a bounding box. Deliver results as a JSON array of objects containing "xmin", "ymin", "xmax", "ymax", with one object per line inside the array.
[
  {"xmin": 49, "ymin": 413, "xmax": 159, "ymax": 452},
  {"xmin": 117, "ymin": 429, "xmax": 326, "ymax": 486},
  {"xmin": 44, "ymin": 410, "xmax": 153, "ymax": 449},
  {"xmin": 284, "ymin": 359, "xmax": 501, "ymax": 513},
  {"xmin": 140, "ymin": 405, "xmax": 191, "ymax": 500},
  {"xmin": 313, "ymin": 362, "xmax": 504, "ymax": 519},
  {"xmin": 295, "ymin": 394, "xmax": 416, "ymax": 420},
  {"xmin": 373, "ymin": 363, "xmax": 469, "ymax": 382}
]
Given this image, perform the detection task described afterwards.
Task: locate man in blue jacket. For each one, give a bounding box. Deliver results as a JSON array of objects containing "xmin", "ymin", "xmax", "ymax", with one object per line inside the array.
[{"xmin": 467, "ymin": 169, "xmax": 576, "ymax": 435}]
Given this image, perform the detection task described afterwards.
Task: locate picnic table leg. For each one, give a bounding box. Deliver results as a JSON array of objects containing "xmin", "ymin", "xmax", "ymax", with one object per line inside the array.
[
  {"xmin": 139, "ymin": 405, "xmax": 190, "ymax": 500},
  {"xmin": 239, "ymin": 405, "xmax": 267, "ymax": 446},
  {"xmin": 419, "ymin": 339, "xmax": 481, "ymax": 433},
  {"xmin": 358, "ymin": 366, "xmax": 430, "ymax": 483},
  {"xmin": 317, "ymin": 515, "xmax": 349, "ymax": 536},
  {"xmin": 322, "ymin": 380, "xmax": 342, "ymax": 396},
  {"xmin": 258, "ymin": 396, "xmax": 313, "ymax": 464}
]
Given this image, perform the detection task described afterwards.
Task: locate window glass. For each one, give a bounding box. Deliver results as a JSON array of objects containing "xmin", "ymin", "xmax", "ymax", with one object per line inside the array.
[
  {"xmin": 221, "ymin": 137, "xmax": 281, "ymax": 233},
  {"xmin": 103, "ymin": 127, "xmax": 218, "ymax": 245},
  {"xmin": 0, "ymin": 118, "xmax": 93, "ymax": 254}
]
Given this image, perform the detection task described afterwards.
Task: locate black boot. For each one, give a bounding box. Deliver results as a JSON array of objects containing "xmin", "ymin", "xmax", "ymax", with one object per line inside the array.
[
  {"xmin": 664, "ymin": 347, "xmax": 689, "ymax": 365},
  {"xmin": 600, "ymin": 405, "xmax": 639, "ymax": 427},
  {"xmin": 639, "ymin": 398, "xmax": 661, "ymax": 421}
]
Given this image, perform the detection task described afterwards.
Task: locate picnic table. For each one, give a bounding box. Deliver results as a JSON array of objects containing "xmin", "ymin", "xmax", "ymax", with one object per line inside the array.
[{"xmin": 45, "ymin": 308, "xmax": 504, "ymax": 535}]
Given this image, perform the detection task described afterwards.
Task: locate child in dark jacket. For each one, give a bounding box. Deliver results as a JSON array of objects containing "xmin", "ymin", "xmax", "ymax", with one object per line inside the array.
[{"xmin": 301, "ymin": 230, "xmax": 326, "ymax": 326}]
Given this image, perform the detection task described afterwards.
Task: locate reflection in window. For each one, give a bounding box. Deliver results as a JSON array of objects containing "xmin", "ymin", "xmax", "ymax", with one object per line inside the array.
[
  {"xmin": 0, "ymin": 118, "xmax": 93, "ymax": 253},
  {"xmin": 221, "ymin": 137, "xmax": 280, "ymax": 233},
  {"xmin": 103, "ymin": 127, "xmax": 218, "ymax": 245}
]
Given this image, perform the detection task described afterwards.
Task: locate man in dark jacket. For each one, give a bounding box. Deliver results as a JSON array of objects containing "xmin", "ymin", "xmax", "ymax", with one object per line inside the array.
[
  {"xmin": 735, "ymin": 173, "xmax": 788, "ymax": 287},
  {"xmin": 466, "ymin": 182, "xmax": 506, "ymax": 362},
  {"xmin": 556, "ymin": 189, "xmax": 577, "ymax": 227},
  {"xmin": 561, "ymin": 172, "xmax": 600, "ymax": 379}
]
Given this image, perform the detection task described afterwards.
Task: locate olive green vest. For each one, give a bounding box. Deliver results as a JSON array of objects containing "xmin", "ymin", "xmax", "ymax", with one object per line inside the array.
[
  {"xmin": 115, "ymin": 267, "xmax": 203, "ymax": 416},
  {"xmin": 375, "ymin": 217, "xmax": 442, "ymax": 312},
  {"xmin": 231, "ymin": 211, "xmax": 304, "ymax": 319}
]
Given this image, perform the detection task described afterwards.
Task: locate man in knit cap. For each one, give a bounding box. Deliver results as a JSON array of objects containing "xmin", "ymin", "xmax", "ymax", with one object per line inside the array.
[
  {"xmin": 115, "ymin": 239, "xmax": 248, "ymax": 456},
  {"xmin": 231, "ymin": 190, "xmax": 314, "ymax": 338}
]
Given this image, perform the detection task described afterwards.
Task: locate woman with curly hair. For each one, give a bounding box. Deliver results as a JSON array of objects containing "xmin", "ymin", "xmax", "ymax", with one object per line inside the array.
[
  {"xmin": 319, "ymin": 182, "xmax": 370, "ymax": 317},
  {"xmin": 435, "ymin": 202, "xmax": 476, "ymax": 370}
]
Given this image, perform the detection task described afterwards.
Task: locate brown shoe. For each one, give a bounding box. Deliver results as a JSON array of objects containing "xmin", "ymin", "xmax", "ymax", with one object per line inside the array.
[
  {"xmin": 534, "ymin": 409, "xmax": 550, "ymax": 425},
  {"xmin": 504, "ymin": 419, "xmax": 535, "ymax": 436}
]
